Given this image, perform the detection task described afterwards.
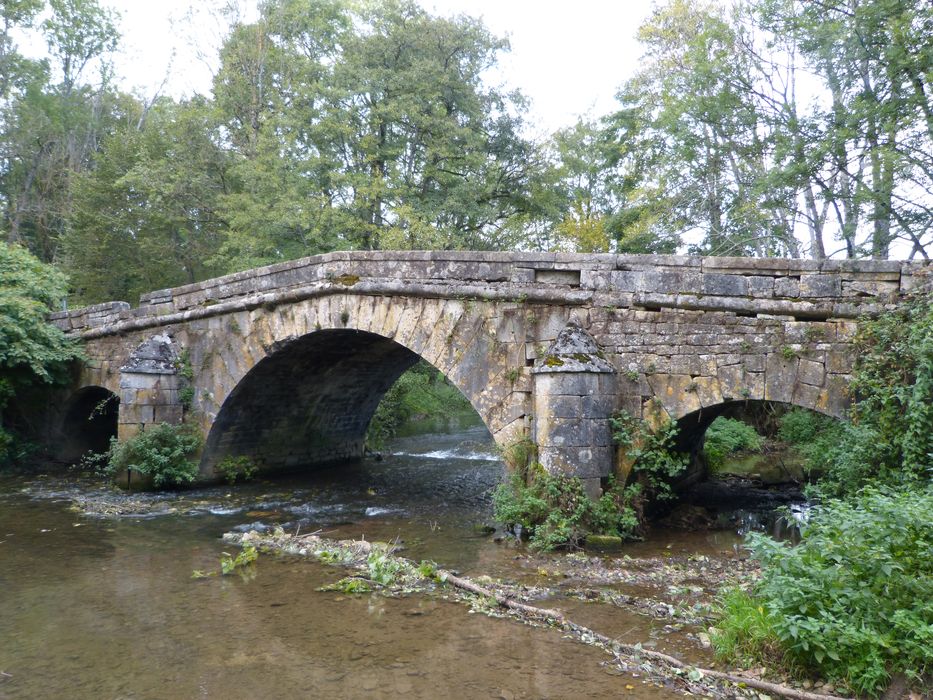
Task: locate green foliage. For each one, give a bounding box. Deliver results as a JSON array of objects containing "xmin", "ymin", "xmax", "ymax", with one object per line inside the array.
[
  {"xmin": 711, "ymin": 587, "xmax": 784, "ymax": 668},
  {"xmin": 0, "ymin": 242, "xmax": 81, "ymax": 464},
  {"xmin": 63, "ymin": 97, "xmax": 230, "ymax": 305},
  {"xmin": 801, "ymin": 296, "xmax": 933, "ymax": 499},
  {"xmin": 0, "ymin": 242, "xmax": 80, "ymax": 383},
  {"xmin": 493, "ymin": 468, "xmax": 641, "ymax": 551},
  {"xmin": 610, "ymin": 410, "xmax": 689, "ymax": 500},
  {"xmin": 735, "ymin": 488, "xmax": 933, "ymax": 696},
  {"xmin": 216, "ymin": 455, "xmax": 259, "ymax": 485},
  {"xmin": 777, "ymin": 408, "xmax": 844, "ymax": 479},
  {"xmin": 702, "ymin": 417, "xmax": 762, "ymax": 472},
  {"xmin": 213, "ymin": 0, "xmax": 536, "ymax": 264},
  {"xmin": 366, "ymin": 548, "xmax": 404, "ymax": 586},
  {"xmin": 366, "ymin": 360, "xmax": 473, "ymax": 448},
  {"xmin": 220, "ymin": 545, "xmax": 258, "ymax": 575},
  {"xmin": 106, "ymin": 423, "xmax": 202, "ymax": 489}
]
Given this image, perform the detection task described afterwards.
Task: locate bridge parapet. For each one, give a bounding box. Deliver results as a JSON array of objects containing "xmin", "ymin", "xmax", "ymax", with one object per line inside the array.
[{"xmin": 50, "ymin": 252, "xmax": 931, "ymax": 338}]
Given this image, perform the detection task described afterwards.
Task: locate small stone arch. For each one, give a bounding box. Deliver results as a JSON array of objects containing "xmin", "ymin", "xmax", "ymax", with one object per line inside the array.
[
  {"xmin": 57, "ymin": 385, "xmax": 119, "ymax": 463},
  {"xmin": 670, "ymin": 399, "xmax": 846, "ymax": 488}
]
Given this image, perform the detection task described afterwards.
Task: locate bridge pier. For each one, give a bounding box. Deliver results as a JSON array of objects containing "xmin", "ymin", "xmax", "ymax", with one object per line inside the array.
[
  {"xmin": 532, "ymin": 325, "xmax": 617, "ymax": 497},
  {"xmin": 116, "ymin": 335, "xmax": 184, "ymax": 487}
]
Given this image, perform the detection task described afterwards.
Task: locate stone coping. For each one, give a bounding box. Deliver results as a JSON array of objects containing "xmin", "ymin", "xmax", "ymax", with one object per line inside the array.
[{"xmin": 51, "ymin": 251, "xmax": 931, "ymax": 335}]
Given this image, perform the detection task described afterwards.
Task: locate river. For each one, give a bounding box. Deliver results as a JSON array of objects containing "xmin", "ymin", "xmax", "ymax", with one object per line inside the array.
[{"xmin": 0, "ymin": 419, "xmax": 776, "ymax": 699}]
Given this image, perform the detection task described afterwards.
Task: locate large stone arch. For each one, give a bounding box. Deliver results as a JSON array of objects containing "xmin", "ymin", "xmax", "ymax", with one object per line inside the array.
[{"xmin": 176, "ymin": 293, "xmax": 533, "ymax": 479}]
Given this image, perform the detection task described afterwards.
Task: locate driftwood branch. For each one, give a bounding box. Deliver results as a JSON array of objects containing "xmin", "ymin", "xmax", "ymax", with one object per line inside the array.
[
  {"xmin": 231, "ymin": 531, "xmax": 851, "ymax": 700},
  {"xmin": 435, "ymin": 566, "xmax": 848, "ymax": 700}
]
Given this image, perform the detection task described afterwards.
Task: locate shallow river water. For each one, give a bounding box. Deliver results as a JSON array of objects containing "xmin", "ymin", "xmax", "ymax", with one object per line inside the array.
[{"xmin": 0, "ymin": 422, "xmax": 757, "ymax": 699}]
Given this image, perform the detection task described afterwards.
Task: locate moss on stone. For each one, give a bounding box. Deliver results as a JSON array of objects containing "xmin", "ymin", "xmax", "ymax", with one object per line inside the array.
[{"xmin": 334, "ymin": 274, "xmax": 361, "ymax": 286}]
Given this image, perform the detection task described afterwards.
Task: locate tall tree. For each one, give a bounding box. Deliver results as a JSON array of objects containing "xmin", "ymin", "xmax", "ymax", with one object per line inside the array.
[
  {"xmin": 612, "ymin": 0, "xmax": 932, "ymax": 260},
  {"xmin": 0, "ymin": 0, "xmax": 122, "ymax": 262},
  {"xmin": 213, "ymin": 0, "xmax": 535, "ymax": 269},
  {"xmin": 63, "ymin": 98, "xmax": 231, "ymax": 305},
  {"xmin": 758, "ymin": 0, "xmax": 933, "ymax": 259}
]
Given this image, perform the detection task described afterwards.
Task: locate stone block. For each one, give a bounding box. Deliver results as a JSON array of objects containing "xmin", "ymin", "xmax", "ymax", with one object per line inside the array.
[
  {"xmin": 539, "ymin": 445, "xmax": 611, "ymax": 479},
  {"xmin": 702, "ymin": 273, "xmax": 748, "ymax": 297},
  {"xmin": 154, "ymin": 405, "xmax": 184, "ymax": 424},
  {"xmin": 798, "ymin": 358, "xmax": 826, "ymax": 387},
  {"xmin": 646, "ymin": 373, "xmax": 702, "ymax": 419},
  {"xmin": 745, "ymin": 371, "xmax": 765, "ymax": 400},
  {"xmin": 842, "ymin": 280, "xmax": 899, "ymax": 297},
  {"xmin": 117, "ymin": 422, "xmax": 142, "ymax": 440},
  {"xmin": 765, "ymin": 354, "xmax": 798, "ymax": 404},
  {"xmin": 541, "ymin": 394, "xmax": 584, "ymax": 419},
  {"xmin": 799, "ymin": 274, "xmax": 841, "ymax": 298},
  {"xmin": 747, "ymin": 276, "xmax": 774, "ymax": 298},
  {"xmin": 583, "ymin": 393, "xmax": 617, "ymax": 417},
  {"xmin": 774, "ymin": 277, "xmax": 799, "ymax": 297},
  {"xmin": 792, "ymin": 381, "xmax": 823, "ymax": 411},
  {"xmin": 826, "ymin": 349, "xmax": 853, "ymax": 374},
  {"xmin": 717, "ymin": 364, "xmax": 745, "ymax": 400}
]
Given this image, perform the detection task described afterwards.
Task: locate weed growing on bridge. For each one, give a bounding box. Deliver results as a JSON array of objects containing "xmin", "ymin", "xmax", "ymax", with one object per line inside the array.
[{"xmin": 610, "ymin": 410, "xmax": 688, "ymax": 501}]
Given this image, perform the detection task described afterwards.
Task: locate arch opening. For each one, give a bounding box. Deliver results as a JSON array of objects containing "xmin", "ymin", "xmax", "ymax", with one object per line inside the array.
[
  {"xmin": 202, "ymin": 329, "xmax": 494, "ymax": 480},
  {"xmin": 672, "ymin": 400, "xmax": 844, "ymax": 494},
  {"xmin": 657, "ymin": 400, "xmax": 845, "ymax": 532},
  {"xmin": 58, "ymin": 386, "xmax": 119, "ymax": 463}
]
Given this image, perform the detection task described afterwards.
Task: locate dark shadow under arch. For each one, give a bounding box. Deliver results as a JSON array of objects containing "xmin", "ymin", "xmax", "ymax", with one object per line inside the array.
[
  {"xmin": 201, "ymin": 328, "xmax": 484, "ymax": 479},
  {"xmin": 58, "ymin": 386, "xmax": 119, "ymax": 463}
]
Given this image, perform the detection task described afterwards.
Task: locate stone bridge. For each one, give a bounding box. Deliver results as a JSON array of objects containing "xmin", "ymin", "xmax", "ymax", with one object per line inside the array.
[{"xmin": 47, "ymin": 251, "xmax": 930, "ymax": 493}]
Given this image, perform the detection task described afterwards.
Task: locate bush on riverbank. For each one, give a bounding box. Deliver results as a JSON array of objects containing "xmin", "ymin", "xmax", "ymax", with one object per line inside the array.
[
  {"xmin": 105, "ymin": 423, "xmax": 202, "ymax": 488},
  {"xmin": 702, "ymin": 417, "xmax": 763, "ymax": 472},
  {"xmin": 493, "ymin": 468, "xmax": 642, "ymax": 551},
  {"xmin": 714, "ymin": 487, "xmax": 933, "ymax": 696},
  {"xmin": 718, "ymin": 295, "xmax": 933, "ymax": 695},
  {"xmin": 366, "ymin": 360, "xmax": 474, "ymax": 448}
]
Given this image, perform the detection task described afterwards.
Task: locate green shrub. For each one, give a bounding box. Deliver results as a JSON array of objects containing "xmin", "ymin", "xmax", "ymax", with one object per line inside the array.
[
  {"xmin": 107, "ymin": 422, "xmax": 202, "ymax": 488},
  {"xmin": 611, "ymin": 410, "xmax": 689, "ymax": 500},
  {"xmin": 703, "ymin": 417, "xmax": 762, "ymax": 471},
  {"xmin": 216, "ymin": 455, "xmax": 259, "ymax": 484},
  {"xmin": 493, "ymin": 468, "xmax": 641, "ymax": 551},
  {"xmin": 711, "ymin": 587, "xmax": 784, "ymax": 668},
  {"xmin": 824, "ymin": 295, "xmax": 933, "ymax": 497},
  {"xmin": 725, "ymin": 488, "xmax": 933, "ymax": 696}
]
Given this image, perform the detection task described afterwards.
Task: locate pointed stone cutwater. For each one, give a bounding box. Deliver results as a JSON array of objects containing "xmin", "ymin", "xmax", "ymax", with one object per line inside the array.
[{"xmin": 532, "ymin": 323, "xmax": 617, "ymax": 498}]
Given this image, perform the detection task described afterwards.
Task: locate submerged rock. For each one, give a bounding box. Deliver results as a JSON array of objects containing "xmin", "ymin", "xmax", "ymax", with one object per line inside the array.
[{"xmin": 585, "ymin": 534, "xmax": 624, "ymax": 552}]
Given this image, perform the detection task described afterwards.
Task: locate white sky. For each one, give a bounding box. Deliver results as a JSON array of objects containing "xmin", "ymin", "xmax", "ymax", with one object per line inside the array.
[{"xmin": 102, "ymin": 0, "xmax": 657, "ymax": 138}]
